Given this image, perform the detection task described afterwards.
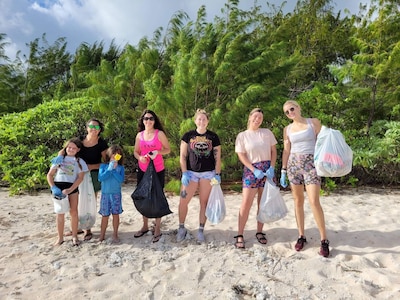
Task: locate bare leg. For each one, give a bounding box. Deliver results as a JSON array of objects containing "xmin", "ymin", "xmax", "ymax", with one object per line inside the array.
[
  {"xmin": 198, "ymin": 179, "xmax": 212, "ymax": 225},
  {"xmin": 99, "ymin": 216, "xmax": 109, "ymax": 241},
  {"xmin": 237, "ymin": 188, "xmax": 258, "ymax": 237},
  {"xmin": 69, "ymin": 193, "xmax": 80, "ymax": 245},
  {"xmin": 291, "ymin": 184, "xmax": 306, "ymax": 237},
  {"xmin": 255, "ymin": 187, "xmax": 265, "ymax": 233},
  {"xmin": 54, "ymin": 214, "xmax": 65, "ymax": 245},
  {"xmin": 178, "ymin": 181, "xmax": 198, "ymax": 224},
  {"xmin": 112, "ymin": 214, "xmax": 120, "ymax": 243},
  {"xmin": 305, "ymin": 184, "xmax": 327, "ymax": 240}
]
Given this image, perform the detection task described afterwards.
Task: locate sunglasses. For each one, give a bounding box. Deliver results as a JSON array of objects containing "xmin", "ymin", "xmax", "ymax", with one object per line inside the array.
[
  {"xmin": 285, "ymin": 107, "xmax": 295, "ymax": 115},
  {"xmin": 143, "ymin": 116, "xmax": 155, "ymax": 121},
  {"xmin": 88, "ymin": 124, "xmax": 101, "ymax": 130}
]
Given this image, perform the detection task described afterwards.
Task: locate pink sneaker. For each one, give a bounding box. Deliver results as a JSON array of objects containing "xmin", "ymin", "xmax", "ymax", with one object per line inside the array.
[{"xmin": 295, "ymin": 236, "xmax": 307, "ymax": 251}]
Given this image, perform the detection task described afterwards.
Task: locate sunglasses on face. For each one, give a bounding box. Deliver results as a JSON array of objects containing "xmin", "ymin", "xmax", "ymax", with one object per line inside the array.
[
  {"xmin": 143, "ymin": 116, "xmax": 155, "ymax": 121},
  {"xmin": 285, "ymin": 107, "xmax": 295, "ymax": 115},
  {"xmin": 88, "ymin": 124, "xmax": 101, "ymax": 130}
]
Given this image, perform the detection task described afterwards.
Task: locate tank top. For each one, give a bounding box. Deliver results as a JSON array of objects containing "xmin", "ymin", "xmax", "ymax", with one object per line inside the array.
[
  {"xmin": 287, "ymin": 118, "xmax": 316, "ymax": 154},
  {"xmin": 138, "ymin": 129, "xmax": 165, "ymax": 172}
]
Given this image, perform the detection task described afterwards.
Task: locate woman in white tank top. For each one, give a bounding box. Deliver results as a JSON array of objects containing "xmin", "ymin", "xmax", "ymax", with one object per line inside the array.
[{"xmin": 281, "ymin": 100, "xmax": 330, "ymax": 258}]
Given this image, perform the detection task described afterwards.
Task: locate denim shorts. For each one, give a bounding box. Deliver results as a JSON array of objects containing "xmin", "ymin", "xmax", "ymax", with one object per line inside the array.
[{"xmin": 187, "ymin": 170, "xmax": 215, "ymax": 183}]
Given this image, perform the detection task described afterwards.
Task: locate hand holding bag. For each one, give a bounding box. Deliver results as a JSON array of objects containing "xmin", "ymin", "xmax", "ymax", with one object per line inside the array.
[
  {"xmin": 257, "ymin": 179, "xmax": 288, "ymax": 223},
  {"xmin": 131, "ymin": 160, "xmax": 172, "ymax": 218},
  {"xmin": 205, "ymin": 183, "xmax": 226, "ymax": 224}
]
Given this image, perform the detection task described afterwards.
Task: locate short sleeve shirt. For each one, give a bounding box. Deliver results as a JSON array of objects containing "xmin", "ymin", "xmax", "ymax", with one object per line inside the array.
[
  {"xmin": 79, "ymin": 137, "xmax": 108, "ymax": 165},
  {"xmin": 52, "ymin": 156, "xmax": 88, "ymax": 183},
  {"xmin": 182, "ymin": 130, "xmax": 221, "ymax": 172},
  {"xmin": 235, "ymin": 128, "xmax": 277, "ymax": 163}
]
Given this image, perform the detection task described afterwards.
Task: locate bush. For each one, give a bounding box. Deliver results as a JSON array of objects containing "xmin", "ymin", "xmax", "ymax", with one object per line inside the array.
[{"xmin": 0, "ymin": 98, "xmax": 99, "ymax": 194}]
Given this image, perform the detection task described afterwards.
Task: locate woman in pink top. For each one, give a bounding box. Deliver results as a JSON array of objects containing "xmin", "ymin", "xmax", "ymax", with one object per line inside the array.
[{"xmin": 133, "ymin": 110, "xmax": 171, "ymax": 243}]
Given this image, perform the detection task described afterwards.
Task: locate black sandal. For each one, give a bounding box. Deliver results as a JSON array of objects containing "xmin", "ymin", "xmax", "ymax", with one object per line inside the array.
[
  {"xmin": 234, "ymin": 235, "xmax": 245, "ymax": 249},
  {"xmin": 255, "ymin": 232, "xmax": 268, "ymax": 245}
]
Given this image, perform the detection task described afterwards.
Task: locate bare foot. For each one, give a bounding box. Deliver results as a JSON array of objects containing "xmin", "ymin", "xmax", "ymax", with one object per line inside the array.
[{"xmin": 53, "ymin": 239, "xmax": 64, "ymax": 246}]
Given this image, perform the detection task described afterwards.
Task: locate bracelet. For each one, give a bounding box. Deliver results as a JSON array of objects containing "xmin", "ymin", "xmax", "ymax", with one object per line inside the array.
[
  {"xmin": 281, "ymin": 169, "xmax": 287, "ymax": 173},
  {"xmin": 216, "ymin": 173, "xmax": 221, "ymax": 176}
]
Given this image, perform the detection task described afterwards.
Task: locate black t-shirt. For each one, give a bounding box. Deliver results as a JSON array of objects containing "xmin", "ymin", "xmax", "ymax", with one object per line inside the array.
[
  {"xmin": 181, "ymin": 130, "xmax": 221, "ymax": 172},
  {"xmin": 79, "ymin": 136, "xmax": 108, "ymax": 165}
]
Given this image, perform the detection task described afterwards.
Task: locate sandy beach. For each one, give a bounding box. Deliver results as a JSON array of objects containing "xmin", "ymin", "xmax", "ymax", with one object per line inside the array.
[{"xmin": 0, "ymin": 185, "xmax": 399, "ymax": 299}]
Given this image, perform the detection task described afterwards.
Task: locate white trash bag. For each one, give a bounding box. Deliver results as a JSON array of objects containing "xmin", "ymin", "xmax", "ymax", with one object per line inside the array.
[
  {"xmin": 206, "ymin": 183, "xmax": 226, "ymax": 224},
  {"xmin": 52, "ymin": 196, "xmax": 70, "ymax": 214},
  {"xmin": 78, "ymin": 172, "xmax": 97, "ymax": 230},
  {"xmin": 257, "ymin": 179, "xmax": 288, "ymax": 224},
  {"xmin": 314, "ymin": 126, "xmax": 353, "ymax": 177}
]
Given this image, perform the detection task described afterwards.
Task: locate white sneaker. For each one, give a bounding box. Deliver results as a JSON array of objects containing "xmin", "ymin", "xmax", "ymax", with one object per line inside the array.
[
  {"xmin": 176, "ymin": 227, "xmax": 187, "ymax": 242},
  {"xmin": 197, "ymin": 231, "xmax": 205, "ymax": 243}
]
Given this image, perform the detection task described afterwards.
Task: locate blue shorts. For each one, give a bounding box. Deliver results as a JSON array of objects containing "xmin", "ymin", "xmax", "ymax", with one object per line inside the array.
[
  {"xmin": 187, "ymin": 170, "xmax": 215, "ymax": 183},
  {"xmin": 99, "ymin": 193, "xmax": 123, "ymax": 216},
  {"xmin": 288, "ymin": 153, "xmax": 321, "ymax": 185},
  {"xmin": 242, "ymin": 161, "xmax": 270, "ymax": 188}
]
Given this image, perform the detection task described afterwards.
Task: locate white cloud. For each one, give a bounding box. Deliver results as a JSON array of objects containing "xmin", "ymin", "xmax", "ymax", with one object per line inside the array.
[{"xmin": 2, "ymin": 0, "xmax": 370, "ymax": 60}]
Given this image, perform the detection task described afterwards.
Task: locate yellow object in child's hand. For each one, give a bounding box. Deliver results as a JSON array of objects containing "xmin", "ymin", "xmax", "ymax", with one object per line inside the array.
[{"xmin": 114, "ymin": 153, "xmax": 121, "ymax": 161}]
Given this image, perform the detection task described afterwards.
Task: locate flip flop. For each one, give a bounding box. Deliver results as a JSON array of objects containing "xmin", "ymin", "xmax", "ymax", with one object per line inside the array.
[
  {"xmin": 152, "ymin": 234, "xmax": 162, "ymax": 243},
  {"xmin": 134, "ymin": 230, "xmax": 149, "ymax": 238},
  {"xmin": 64, "ymin": 230, "xmax": 84, "ymax": 237},
  {"xmin": 234, "ymin": 235, "xmax": 245, "ymax": 249},
  {"xmin": 72, "ymin": 238, "xmax": 80, "ymax": 246},
  {"xmin": 255, "ymin": 232, "xmax": 268, "ymax": 245},
  {"xmin": 84, "ymin": 232, "xmax": 93, "ymax": 241}
]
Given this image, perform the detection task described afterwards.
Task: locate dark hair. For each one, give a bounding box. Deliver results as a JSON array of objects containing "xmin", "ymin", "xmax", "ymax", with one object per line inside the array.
[
  {"xmin": 137, "ymin": 109, "xmax": 165, "ymax": 132},
  {"xmin": 105, "ymin": 145, "xmax": 124, "ymax": 165},
  {"xmin": 62, "ymin": 137, "xmax": 84, "ymax": 169},
  {"xmin": 86, "ymin": 118, "xmax": 105, "ymax": 134}
]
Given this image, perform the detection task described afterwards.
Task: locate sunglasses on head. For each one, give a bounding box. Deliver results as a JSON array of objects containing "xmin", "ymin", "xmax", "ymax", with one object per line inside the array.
[
  {"xmin": 143, "ymin": 116, "xmax": 155, "ymax": 121},
  {"xmin": 88, "ymin": 124, "xmax": 101, "ymax": 130},
  {"xmin": 285, "ymin": 107, "xmax": 295, "ymax": 115}
]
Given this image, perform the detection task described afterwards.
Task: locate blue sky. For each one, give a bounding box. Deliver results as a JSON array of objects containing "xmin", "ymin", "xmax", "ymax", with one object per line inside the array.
[{"xmin": 1, "ymin": 0, "xmax": 369, "ymax": 60}]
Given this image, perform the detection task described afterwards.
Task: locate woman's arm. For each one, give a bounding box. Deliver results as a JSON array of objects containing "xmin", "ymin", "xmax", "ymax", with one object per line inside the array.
[
  {"xmin": 213, "ymin": 145, "xmax": 222, "ymax": 174},
  {"xmin": 237, "ymin": 152, "xmax": 255, "ymax": 172},
  {"xmin": 158, "ymin": 131, "xmax": 171, "ymax": 156},
  {"xmin": 179, "ymin": 140, "xmax": 188, "ymax": 172},
  {"xmin": 281, "ymin": 125, "xmax": 291, "ymax": 169}
]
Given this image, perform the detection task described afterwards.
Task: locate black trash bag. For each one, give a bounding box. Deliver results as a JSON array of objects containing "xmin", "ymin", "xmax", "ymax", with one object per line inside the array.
[{"xmin": 131, "ymin": 160, "xmax": 172, "ymax": 218}]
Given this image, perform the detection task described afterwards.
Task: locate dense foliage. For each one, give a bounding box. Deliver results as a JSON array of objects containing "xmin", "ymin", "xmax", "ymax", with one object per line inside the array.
[{"xmin": 0, "ymin": 0, "xmax": 399, "ymax": 194}]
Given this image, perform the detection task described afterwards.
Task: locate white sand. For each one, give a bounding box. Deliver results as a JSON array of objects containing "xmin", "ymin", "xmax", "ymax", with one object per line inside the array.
[{"xmin": 1, "ymin": 185, "xmax": 399, "ymax": 299}]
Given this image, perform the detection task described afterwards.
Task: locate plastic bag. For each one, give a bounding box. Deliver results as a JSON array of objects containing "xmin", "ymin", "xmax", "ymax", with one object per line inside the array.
[
  {"xmin": 257, "ymin": 180, "xmax": 288, "ymax": 223},
  {"xmin": 52, "ymin": 196, "xmax": 70, "ymax": 214},
  {"xmin": 131, "ymin": 160, "xmax": 172, "ymax": 218},
  {"xmin": 78, "ymin": 172, "xmax": 97, "ymax": 230},
  {"xmin": 314, "ymin": 126, "xmax": 353, "ymax": 177},
  {"xmin": 206, "ymin": 184, "xmax": 226, "ymax": 224}
]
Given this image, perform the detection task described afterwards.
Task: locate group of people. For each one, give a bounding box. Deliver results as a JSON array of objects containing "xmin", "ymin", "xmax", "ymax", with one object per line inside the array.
[{"xmin": 47, "ymin": 100, "xmax": 330, "ymax": 258}]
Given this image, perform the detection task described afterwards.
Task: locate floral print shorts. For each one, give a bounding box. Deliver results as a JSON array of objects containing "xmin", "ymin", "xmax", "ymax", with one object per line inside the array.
[
  {"xmin": 242, "ymin": 161, "xmax": 271, "ymax": 188},
  {"xmin": 99, "ymin": 193, "xmax": 123, "ymax": 216},
  {"xmin": 288, "ymin": 153, "xmax": 321, "ymax": 185}
]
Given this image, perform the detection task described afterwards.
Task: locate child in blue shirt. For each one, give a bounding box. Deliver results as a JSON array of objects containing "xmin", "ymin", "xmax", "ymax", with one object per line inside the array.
[{"xmin": 98, "ymin": 145, "xmax": 125, "ymax": 243}]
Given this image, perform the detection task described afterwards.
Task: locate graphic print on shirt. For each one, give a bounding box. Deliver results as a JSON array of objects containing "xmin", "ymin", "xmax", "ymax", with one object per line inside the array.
[
  {"xmin": 189, "ymin": 135, "xmax": 213, "ymax": 171},
  {"xmin": 58, "ymin": 159, "xmax": 76, "ymax": 176}
]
